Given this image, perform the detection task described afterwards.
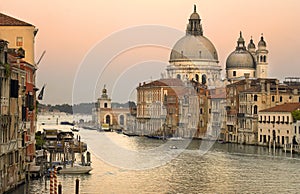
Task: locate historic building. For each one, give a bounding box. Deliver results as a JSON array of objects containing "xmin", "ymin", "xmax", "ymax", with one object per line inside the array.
[
  {"xmin": 95, "ymin": 86, "xmax": 130, "ymax": 131},
  {"xmin": 136, "ymin": 78, "xmax": 209, "ymax": 138},
  {"xmin": 0, "ymin": 13, "xmax": 38, "ymax": 193},
  {"xmin": 0, "ymin": 13, "xmax": 38, "ymax": 67},
  {"xmin": 134, "ymin": 5, "xmax": 228, "ymax": 138},
  {"xmin": 224, "ymin": 75, "xmax": 300, "ymax": 144},
  {"xmin": 209, "ymin": 88, "xmax": 226, "ymax": 139},
  {"xmin": 258, "ymin": 103, "xmax": 300, "ymax": 147},
  {"xmin": 166, "ymin": 5, "xmax": 223, "ymax": 88},
  {"xmin": 226, "ymin": 32, "xmax": 269, "ymax": 81}
]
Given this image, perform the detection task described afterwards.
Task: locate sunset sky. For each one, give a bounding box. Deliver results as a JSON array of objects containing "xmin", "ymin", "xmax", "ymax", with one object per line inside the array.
[{"xmin": 1, "ymin": 0, "xmax": 300, "ymax": 105}]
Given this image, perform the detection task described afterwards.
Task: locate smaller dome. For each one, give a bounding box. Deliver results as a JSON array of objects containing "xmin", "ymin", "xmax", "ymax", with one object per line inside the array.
[
  {"xmin": 226, "ymin": 50, "xmax": 256, "ymax": 69},
  {"xmin": 226, "ymin": 32, "xmax": 256, "ymax": 69},
  {"xmin": 247, "ymin": 38, "xmax": 255, "ymax": 50},
  {"xmin": 258, "ymin": 35, "xmax": 266, "ymax": 47}
]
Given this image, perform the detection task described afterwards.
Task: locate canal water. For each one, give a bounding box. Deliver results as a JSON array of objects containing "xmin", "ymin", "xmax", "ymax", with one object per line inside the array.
[{"xmin": 11, "ymin": 129, "xmax": 300, "ymax": 193}]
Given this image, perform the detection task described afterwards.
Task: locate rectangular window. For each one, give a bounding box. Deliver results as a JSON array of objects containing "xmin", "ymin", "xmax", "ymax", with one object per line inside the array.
[
  {"xmin": 272, "ymin": 96, "xmax": 275, "ymax": 102},
  {"xmin": 10, "ymin": 79, "xmax": 19, "ymax": 98},
  {"xmin": 233, "ymin": 71, "xmax": 236, "ymax": 77},
  {"xmin": 16, "ymin": 37, "xmax": 23, "ymax": 47}
]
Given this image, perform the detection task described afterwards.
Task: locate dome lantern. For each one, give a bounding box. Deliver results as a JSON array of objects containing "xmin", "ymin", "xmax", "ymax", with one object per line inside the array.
[{"xmin": 186, "ymin": 5, "xmax": 203, "ymax": 36}]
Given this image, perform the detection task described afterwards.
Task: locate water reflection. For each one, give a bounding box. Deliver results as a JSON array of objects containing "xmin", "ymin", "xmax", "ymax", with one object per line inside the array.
[{"xmin": 11, "ymin": 130, "xmax": 300, "ymax": 194}]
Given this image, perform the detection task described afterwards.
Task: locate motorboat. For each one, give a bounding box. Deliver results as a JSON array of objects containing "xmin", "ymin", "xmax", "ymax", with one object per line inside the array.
[{"xmin": 58, "ymin": 165, "xmax": 92, "ymax": 174}]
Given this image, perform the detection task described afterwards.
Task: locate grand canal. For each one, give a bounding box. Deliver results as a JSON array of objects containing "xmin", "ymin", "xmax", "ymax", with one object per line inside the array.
[{"xmin": 12, "ymin": 129, "xmax": 300, "ymax": 193}]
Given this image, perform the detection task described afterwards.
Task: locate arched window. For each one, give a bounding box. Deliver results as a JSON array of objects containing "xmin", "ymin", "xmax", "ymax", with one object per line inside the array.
[
  {"xmin": 253, "ymin": 105, "xmax": 258, "ymax": 114},
  {"xmin": 177, "ymin": 74, "xmax": 181, "ymax": 79},
  {"xmin": 260, "ymin": 56, "xmax": 263, "ymax": 62},
  {"xmin": 202, "ymin": 74, "xmax": 207, "ymax": 84},
  {"xmin": 119, "ymin": 115, "xmax": 124, "ymax": 125},
  {"xmin": 280, "ymin": 96, "xmax": 283, "ymax": 102},
  {"xmin": 200, "ymin": 108, "xmax": 203, "ymax": 114},
  {"xmin": 254, "ymin": 95, "xmax": 258, "ymax": 101},
  {"xmin": 195, "ymin": 74, "xmax": 199, "ymax": 82},
  {"xmin": 263, "ymin": 56, "xmax": 267, "ymax": 62},
  {"xmin": 104, "ymin": 102, "xmax": 108, "ymax": 108},
  {"xmin": 105, "ymin": 115, "xmax": 111, "ymax": 124}
]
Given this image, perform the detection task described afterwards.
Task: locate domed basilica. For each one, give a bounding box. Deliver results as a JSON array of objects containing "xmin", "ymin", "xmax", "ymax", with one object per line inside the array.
[
  {"xmin": 166, "ymin": 5, "xmax": 222, "ymax": 87},
  {"xmin": 226, "ymin": 32, "xmax": 268, "ymax": 82},
  {"xmin": 166, "ymin": 5, "xmax": 269, "ymax": 85}
]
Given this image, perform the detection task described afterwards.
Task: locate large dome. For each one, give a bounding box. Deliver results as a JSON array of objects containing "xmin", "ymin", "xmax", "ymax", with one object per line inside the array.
[
  {"xmin": 170, "ymin": 35, "xmax": 218, "ymax": 62},
  {"xmin": 226, "ymin": 50, "xmax": 256, "ymax": 69}
]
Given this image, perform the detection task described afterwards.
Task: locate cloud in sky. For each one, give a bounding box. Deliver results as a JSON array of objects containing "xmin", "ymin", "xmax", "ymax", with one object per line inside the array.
[{"xmin": 1, "ymin": 0, "xmax": 300, "ymax": 104}]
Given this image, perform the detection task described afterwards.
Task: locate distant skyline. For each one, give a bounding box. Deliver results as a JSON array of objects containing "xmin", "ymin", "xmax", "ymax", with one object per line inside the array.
[{"xmin": 1, "ymin": 0, "xmax": 300, "ymax": 104}]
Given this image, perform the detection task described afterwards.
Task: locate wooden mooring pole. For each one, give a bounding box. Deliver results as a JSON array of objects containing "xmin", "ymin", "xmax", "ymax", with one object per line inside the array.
[
  {"xmin": 75, "ymin": 178, "xmax": 79, "ymax": 194},
  {"xmin": 58, "ymin": 182, "xmax": 62, "ymax": 194}
]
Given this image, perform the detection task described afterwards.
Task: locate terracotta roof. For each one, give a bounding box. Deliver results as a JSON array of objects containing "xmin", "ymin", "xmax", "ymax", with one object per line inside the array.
[
  {"xmin": 139, "ymin": 79, "xmax": 185, "ymax": 88},
  {"xmin": 0, "ymin": 13, "xmax": 33, "ymax": 26},
  {"xmin": 260, "ymin": 103, "xmax": 300, "ymax": 112}
]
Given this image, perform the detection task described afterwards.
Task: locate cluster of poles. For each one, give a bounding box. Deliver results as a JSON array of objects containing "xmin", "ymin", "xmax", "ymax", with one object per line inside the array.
[
  {"xmin": 49, "ymin": 167, "xmax": 60, "ymax": 194},
  {"xmin": 48, "ymin": 167, "xmax": 80, "ymax": 194}
]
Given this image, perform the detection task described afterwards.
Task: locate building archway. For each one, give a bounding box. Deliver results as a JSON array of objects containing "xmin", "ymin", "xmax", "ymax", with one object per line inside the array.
[
  {"xmin": 105, "ymin": 115, "xmax": 111, "ymax": 124},
  {"xmin": 119, "ymin": 115, "xmax": 124, "ymax": 126}
]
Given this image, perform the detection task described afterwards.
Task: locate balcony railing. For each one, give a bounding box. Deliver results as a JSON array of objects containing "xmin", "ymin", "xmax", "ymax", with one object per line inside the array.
[
  {"xmin": 0, "ymin": 140, "xmax": 18, "ymax": 153},
  {"xmin": 226, "ymin": 121, "xmax": 236, "ymax": 125},
  {"xmin": 238, "ymin": 128, "xmax": 252, "ymax": 133}
]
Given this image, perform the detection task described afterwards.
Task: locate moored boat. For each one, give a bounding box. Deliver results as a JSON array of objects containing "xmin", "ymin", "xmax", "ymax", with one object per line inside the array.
[{"xmin": 59, "ymin": 165, "xmax": 93, "ymax": 174}]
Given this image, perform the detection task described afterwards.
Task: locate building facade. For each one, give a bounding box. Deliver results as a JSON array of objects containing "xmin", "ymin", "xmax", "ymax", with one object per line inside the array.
[
  {"xmin": 258, "ymin": 103, "xmax": 300, "ymax": 147},
  {"xmin": 136, "ymin": 78, "xmax": 211, "ymax": 138},
  {"xmin": 0, "ymin": 13, "xmax": 38, "ymax": 193},
  {"xmin": 224, "ymin": 76, "xmax": 300, "ymax": 144}
]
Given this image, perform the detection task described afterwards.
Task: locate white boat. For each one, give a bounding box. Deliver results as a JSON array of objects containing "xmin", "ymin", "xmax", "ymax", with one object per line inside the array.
[
  {"xmin": 59, "ymin": 165, "xmax": 92, "ymax": 174},
  {"xmin": 168, "ymin": 137, "xmax": 184, "ymax": 141}
]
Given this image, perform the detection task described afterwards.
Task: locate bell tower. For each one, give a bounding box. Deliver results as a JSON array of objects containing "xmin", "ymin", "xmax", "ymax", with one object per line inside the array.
[
  {"xmin": 98, "ymin": 85, "xmax": 111, "ymax": 109},
  {"xmin": 256, "ymin": 34, "xmax": 269, "ymax": 78}
]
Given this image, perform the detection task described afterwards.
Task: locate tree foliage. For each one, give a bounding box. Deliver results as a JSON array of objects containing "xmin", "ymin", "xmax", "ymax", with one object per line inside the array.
[{"xmin": 292, "ymin": 110, "xmax": 300, "ymax": 121}]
